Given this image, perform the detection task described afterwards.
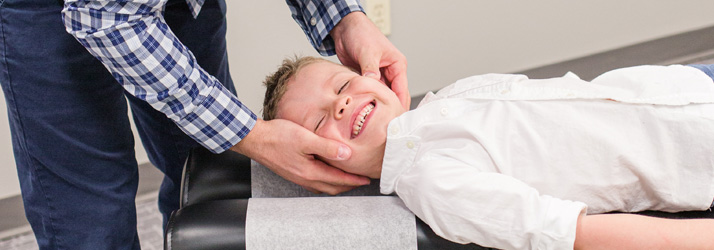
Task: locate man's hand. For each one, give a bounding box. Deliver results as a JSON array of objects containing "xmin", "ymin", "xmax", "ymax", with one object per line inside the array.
[
  {"xmin": 330, "ymin": 11, "xmax": 411, "ymax": 110},
  {"xmin": 231, "ymin": 119, "xmax": 371, "ymax": 195}
]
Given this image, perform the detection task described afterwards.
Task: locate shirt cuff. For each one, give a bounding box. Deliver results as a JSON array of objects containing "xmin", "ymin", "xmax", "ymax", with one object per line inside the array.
[
  {"xmin": 536, "ymin": 196, "xmax": 588, "ymax": 250},
  {"xmin": 175, "ymin": 80, "xmax": 257, "ymax": 153},
  {"xmin": 290, "ymin": 0, "xmax": 364, "ymax": 56}
]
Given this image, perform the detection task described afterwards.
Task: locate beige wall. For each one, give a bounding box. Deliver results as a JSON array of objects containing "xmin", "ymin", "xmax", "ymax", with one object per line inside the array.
[{"xmin": 1, "ymin": 1, "xmax": 713, "ymax": 199}]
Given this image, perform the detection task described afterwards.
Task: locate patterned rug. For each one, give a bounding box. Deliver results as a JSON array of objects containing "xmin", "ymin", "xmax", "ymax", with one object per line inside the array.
[{"xmin": 0, "ymin": 192, "xmax": 164, "ymax": 250}]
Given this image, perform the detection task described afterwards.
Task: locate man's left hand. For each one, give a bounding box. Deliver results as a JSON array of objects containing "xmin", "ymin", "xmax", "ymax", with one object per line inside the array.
[{"xmin": 330, "ymin": 11, "xmax": 411, "ymax": 109}]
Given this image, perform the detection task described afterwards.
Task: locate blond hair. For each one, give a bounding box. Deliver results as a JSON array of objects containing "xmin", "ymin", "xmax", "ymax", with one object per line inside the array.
[{"xmin": 262, "ymin": 56, "xmax": 326, "ymax": 120}]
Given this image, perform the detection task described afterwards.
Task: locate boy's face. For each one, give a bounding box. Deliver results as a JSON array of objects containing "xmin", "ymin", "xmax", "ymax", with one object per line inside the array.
[{"xmin": 276, "ymin": 61, "xmax": 407, "ymax": 178}]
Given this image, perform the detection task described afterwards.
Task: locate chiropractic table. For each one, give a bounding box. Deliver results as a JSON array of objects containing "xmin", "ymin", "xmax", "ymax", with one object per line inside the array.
[{"xmin": 164, "ymin": 147, "xmax": 714, "ymax": 250}]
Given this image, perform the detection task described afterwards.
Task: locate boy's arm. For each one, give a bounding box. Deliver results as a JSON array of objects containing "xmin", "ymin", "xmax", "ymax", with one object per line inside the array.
[{"xmin": 574, "ymin": 213, "xmax": 714, "ymax": 249}]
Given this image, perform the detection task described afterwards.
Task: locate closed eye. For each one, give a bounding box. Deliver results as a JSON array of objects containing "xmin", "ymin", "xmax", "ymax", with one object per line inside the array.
[
  {"xmin": 337, "ymin": 80, "xmax": 350, "ymax": 94},
  {"xmin": 316, "ymin": 80, "xmax": 348, "ymax": 132},
  {"xmin": 314, "ymin": 115, "xmax": 325, "ymax": 132}
]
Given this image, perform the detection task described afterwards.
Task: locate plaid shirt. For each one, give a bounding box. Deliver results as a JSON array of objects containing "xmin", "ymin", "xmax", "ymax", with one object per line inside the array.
[{"xmin": 61, "ymin": 0, "xmax": 363, "ymax": 153}]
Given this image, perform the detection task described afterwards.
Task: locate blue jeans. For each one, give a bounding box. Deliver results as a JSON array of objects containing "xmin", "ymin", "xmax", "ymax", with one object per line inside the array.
[{"xmin": 0, "ymin": 0, "xmax": 234, "ymax": 249}]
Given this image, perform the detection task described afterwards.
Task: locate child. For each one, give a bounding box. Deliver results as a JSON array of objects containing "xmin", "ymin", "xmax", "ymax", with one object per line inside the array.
[{"xmin": 262, "ymin": 56, "xmax": 714, "ymax": 249}]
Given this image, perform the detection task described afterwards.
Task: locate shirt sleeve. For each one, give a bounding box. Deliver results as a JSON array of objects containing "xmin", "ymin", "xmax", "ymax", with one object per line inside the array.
[
  {"xmin": 285, "ymin": 0, "xmax": 364, "ymax": 56},
  {"xmin": 589, "ymin": 65, "xmax": 714, "ymax": 105},
  {"xmin": 61, "ymin": 0, "xmax": 255, "ymax": 153},
  {"xmin": 395, "ymin": 157, "xmax": 587, "ymax": 250}
]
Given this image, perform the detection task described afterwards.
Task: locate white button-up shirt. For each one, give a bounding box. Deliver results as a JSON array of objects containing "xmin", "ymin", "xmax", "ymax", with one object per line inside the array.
[{"xmin": 381, "ymin": 65, "xmax": 714, "ymax": 250}]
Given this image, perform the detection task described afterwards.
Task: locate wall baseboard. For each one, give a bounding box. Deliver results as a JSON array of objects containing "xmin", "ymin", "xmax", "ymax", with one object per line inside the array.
[
  {"xmin": 516, "ymin": 25, "xmax": 714, "ymax": 81},
  {"xmin": 409, "ymin": 25, "xmax": 714, "ymax": 110}
]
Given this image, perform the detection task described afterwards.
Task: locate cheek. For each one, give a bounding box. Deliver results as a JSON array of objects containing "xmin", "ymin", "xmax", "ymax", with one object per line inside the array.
[{"xmin": 317, "ymin": 122, "xmax": 346, "ymax": 142}]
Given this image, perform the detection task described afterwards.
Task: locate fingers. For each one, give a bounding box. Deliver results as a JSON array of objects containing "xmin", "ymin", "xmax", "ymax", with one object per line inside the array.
[
  {"xmin": 380, "ymin": 57, "xmax": 410, "ymax": 109},
  {"xmin": 330, "ymin": 9, "xmax": 409, "ymax": 109},
  {"xmin": 361, "ymin": 51, "xmax": 411, "ymax": 109},
  {"xmin": 298, "ymin": 162, "xmax": 370, "ymax": 194},
  {"xmin": 386, "ymin": 67, "xmax": 411, "ymax": 109},
  {"xmin": 304, "ymin": 186, "xmax": 321, "ymax": 194},
  {"xmin": 304, "ymin": 181, "xmax": 361, "ymax": 195},
  {"xmin": 294, "ymin": 178, "xmax": 353, "ymax": 195},
  {"xmin": 301, "ymin": 159, "xmax": 371, "ymax": 192},
  {"xmin": 298, "ymin": 131, "xmax": 372, "ymax": 191},
  {"xmin": 395, "ymin": 83, "xmax": 411, "ymax": 109},
  {"xmin": 313, "ymin": 159, "xmax": 371, "ymax": 185},
  {"xmin": 302, "ymin": 132, "xmax": 352, "ymax": 161},
  {"xmin": 237, "ymin": 119, "xmax": 369, "ymax": 195}
]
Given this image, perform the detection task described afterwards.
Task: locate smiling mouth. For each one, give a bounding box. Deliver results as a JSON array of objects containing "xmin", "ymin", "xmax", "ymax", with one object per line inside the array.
[{"xmin": 351, "ymin": 101, "xmax": 375, "ymax": 139}]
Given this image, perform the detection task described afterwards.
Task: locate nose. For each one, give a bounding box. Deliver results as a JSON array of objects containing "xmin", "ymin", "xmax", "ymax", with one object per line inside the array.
[{"xmin": 334, "ymin": 96, "xmax": 351, "ymax": 120}]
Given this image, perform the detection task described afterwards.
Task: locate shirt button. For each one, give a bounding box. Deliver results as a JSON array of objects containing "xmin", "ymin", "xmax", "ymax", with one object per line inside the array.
[
  {"xmin": 406, "ymin": 141, "xmax": 415, "ymax": 149},
  {"xmin": 310, "ymin": 17, "xmax": 317, "ymax": 26},
  {"xmin": 440, "ymin": 108, "xmax": 449, "ymax": 116},
  {"xmin": 390, "ymin": 126, "xmax": 400, "ymax": 135},
  {"xmin": 500, "ymin": 89, "xmax": 510, "ymax": 95}
]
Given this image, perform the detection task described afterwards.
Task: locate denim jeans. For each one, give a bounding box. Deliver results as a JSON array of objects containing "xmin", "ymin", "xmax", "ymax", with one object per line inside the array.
[{"xmin": 0, "ymin": 0, "xmax": 234, "ymax": 249}]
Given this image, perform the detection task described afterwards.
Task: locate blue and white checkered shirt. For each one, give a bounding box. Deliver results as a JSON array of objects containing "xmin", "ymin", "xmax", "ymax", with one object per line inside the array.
[{"xmin": 61, "ymin": 0, "xmax": 362, "ymax": 153}]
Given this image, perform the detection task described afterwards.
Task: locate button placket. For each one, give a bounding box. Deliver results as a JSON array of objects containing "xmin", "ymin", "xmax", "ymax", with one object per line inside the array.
[{"xmin": 390, "ymin": 126, "xmax": 400, "ymax": 136}]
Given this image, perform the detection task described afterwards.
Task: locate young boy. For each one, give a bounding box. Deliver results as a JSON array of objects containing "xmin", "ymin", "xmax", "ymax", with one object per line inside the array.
[{"xmin": 262, "ymin": 56, "xmax": 714, "ymax": 249}]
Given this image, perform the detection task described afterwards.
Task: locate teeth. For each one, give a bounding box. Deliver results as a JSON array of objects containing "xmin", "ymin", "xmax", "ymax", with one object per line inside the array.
[{"xmin": 352, "ymin": 103, "xmax": 374, "ymax": 136}]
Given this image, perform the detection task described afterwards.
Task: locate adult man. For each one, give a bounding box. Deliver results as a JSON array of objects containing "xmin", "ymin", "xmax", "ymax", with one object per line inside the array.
[{"xmin": 0, "ymin": 0, "xmax": 408, "ymax": 248}]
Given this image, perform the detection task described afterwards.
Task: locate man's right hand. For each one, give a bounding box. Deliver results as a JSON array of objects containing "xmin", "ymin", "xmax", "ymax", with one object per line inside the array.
[{"xmin": 230, "ymin": 119, "xmax": 371, "ymax": 195}]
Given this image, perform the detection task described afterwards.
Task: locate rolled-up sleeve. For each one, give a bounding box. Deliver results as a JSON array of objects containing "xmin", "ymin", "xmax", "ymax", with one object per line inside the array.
[
  {"xmin": 285, "ymin": 0, "xmax": 363, "ymax": 56},
  {"xmin": 395, "ymin": 157, "xmax": 587, "ymax": 250},
  {"xmin": 62, "ymin": 0, "xmax": 255, "ymax": 153}
]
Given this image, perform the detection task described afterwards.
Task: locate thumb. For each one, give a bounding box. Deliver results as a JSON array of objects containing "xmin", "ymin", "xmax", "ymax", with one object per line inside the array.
[
  {"xmin": 305, "ymin": 134, "xmax": 352, "ymax": 161},
  {"xmin": 359, "ymin": 53, "xmax": 382, "ymax": 81}
]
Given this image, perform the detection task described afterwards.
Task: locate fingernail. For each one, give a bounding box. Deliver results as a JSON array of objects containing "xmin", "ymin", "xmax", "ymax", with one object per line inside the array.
[
  {"xmin": 337, "ymin": 145, "xmax": 351, "ymax": 160},
  {"xmin": 363, "ymin": 72, "xmax": 379, "ymax": 79}
]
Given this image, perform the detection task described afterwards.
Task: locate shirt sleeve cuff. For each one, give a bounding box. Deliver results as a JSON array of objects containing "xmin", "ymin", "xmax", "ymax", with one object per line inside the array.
[
  {"xmin": 175, "ymin": 81, "xmax": 257, "ymax": 153},
  {"xmin": 536, "ymin": 196, "xmax": 588, "ymax": 250},
  {"xmin": 289, "ymin": 0, "xmax": 364, "ymax": 56}
]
